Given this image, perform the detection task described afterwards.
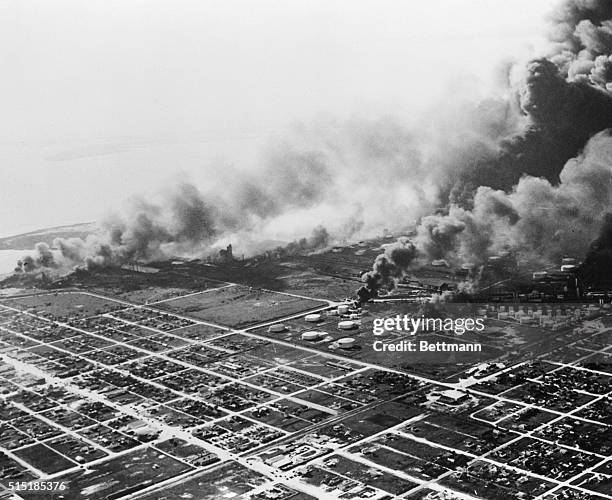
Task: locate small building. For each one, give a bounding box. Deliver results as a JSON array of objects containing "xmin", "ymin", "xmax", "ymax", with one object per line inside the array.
[{"xmin": 438, "ymin": 389, "xmax": 469, "ymax": 406}]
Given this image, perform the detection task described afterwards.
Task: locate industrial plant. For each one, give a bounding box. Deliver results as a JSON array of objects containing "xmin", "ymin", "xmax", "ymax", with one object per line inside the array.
[{"xmin": 2, "ymin": 0, "xmax": 612, "ymax": 497}]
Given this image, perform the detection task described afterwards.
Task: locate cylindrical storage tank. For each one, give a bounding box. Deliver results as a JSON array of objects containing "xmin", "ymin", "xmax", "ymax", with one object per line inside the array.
[
  {"xmin": 338, "ymin": 320, "xmax": 356, "ymax": 330},
  {"xmin": 305, "ymin": 313, "xmax": 322, "ymax": 323},
  {"xmin": 338, "ymin": 305, "xmax": 349, "ymax": 315},
  {"xmin": 268, "ymin": 324, "xmax": 287, "ymax": 333},
  {"xmin": 337, "ymin": 337, "xmax": 356, "ymax": 349},
  {"xmin": 301, "ymin": 331, "xmax": 321, "ymax": 341}
]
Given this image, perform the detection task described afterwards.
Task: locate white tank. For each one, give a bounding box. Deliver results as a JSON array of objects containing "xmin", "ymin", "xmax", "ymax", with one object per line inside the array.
[
  {"xmin": 338, "ymin": 305, "xmax": 349, "ymax": 314},
  {"xmin": 268, "ymin": 324, "xmax": 287, "ymax": 333},
  {"xmin": 305, "ymin": 313, "xmax": 322, "ymax": 323},
  {"xmin": 337, "ymin": 337, "xmax": 356, "ymax": 349},
  {"xmin": 301, "ymin": 331, "xmax": 322, "ymax": 341},
  {"xmin": 338, "ymin": 320, "xmax": 357, "ymax": 330}
]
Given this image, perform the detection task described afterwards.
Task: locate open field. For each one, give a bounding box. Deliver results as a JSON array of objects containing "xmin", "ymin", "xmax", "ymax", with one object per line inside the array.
[
  {"xmin": 3, "ymin": 292, "xmax": 124, "ymax": 320},
  {"xmin": 134, "ymin": 461, "xmax": 267, "ymax": 499},
  {"xmin": 154, "ymin": 285, "xmax": 326, "ymax": 328}
]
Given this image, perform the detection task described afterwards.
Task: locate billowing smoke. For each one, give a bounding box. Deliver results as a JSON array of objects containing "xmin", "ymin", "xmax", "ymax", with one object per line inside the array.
[
  {"xmin": 17, "ymin": 183, "xmax": 222, "ymax": 273},
  {"xmin": 361, "ymin": 238, "xmax": 417, "ymax": 292},
  {"xmin": 17, "ymin": 108, "xmax": 508, "ymax": 275},
  {"xmin": 277, "ymin": 226, "xmax": 330, "ymax": 257},
  {"xmin": 16, "ymin": 146, "xmax": 341, "ymax": 273},
  {"xmin": 549, "ymin": 0, "xmax": 612, "ymax": 86},
  {"xmin": 415, "ymin": 130, "xmax": 612, "ymax": 269},
  {"xmin": 582, "ymin": 212, "xmax": 612, "ymax": 281},
  {"xmin": 407, "ymin": 0, "xmax": 612, "ymax": 287},
  {"xmin": 17, "ymin": 0, "xmax": 612, "ymax": 286}
]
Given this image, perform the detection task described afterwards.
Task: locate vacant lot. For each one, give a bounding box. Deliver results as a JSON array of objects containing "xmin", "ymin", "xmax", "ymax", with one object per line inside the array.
[
  {"xmin": 155, "ymin": 286, "xmax": 325, "ymax": 328},
  {"xmin": 2, "ymin": 292, "xmax": 124, "ymax": 320},
  {"xmin": 135, "ymin": 461, "xmax": 267, "ymax": 500},
  {"xmin": 18, "ymin": 447, "xmax": 192, "ymax": 500}
]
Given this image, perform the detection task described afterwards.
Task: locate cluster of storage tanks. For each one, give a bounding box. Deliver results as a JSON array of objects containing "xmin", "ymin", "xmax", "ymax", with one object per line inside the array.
[
  {"xmin": 299, "ymin": 330, "xmax": 356, "ymax": 349},
  {"xmin": 265, "ymin": 302, "xmax": 363, "ymax": 349},
  {"xmin": 481, "ymin": 303, "xmax": 606, "ymax": 330}
]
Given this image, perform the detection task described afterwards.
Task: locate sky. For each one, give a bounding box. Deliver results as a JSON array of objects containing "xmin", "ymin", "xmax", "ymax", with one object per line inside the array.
[{"xmin": 0, "ymin": 0, "xmax": 558, "ymax": 238}]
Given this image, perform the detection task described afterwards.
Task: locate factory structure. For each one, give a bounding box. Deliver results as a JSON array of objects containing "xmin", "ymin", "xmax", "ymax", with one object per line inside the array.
[
  {"xmin": 355, "ymin": 251, "xmax": 610, "ymax": 304},
  {"xmin": 477, "ymin": 256, "xmax": 598, "ymax": 303}
]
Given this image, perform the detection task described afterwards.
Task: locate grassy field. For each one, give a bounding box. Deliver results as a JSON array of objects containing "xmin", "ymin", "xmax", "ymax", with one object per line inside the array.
[
  {"xmin": 154, "ymin": 285, "xmax": 325, "ymax": 328},
  {"xmin": 18, "ymin": 447, "xmax": 193, "ymax": 500},
  {"xmin": 2, "ymin": 292, "xmax": 124, "ymax": 319},
  {"xmin": 135, "ymin": 461, "xmax": 267, "ymax": 500}
]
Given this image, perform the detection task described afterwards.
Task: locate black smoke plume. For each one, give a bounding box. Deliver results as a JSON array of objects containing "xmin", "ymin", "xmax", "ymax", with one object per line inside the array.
[
  {"xmin": 17, "ymin": 0, "xmax": 612, "ymax": 286},
  {"xmin": 410, "ymin": 0, "xmax": 612, "ymax": 285},
  {"xmin": 362, "ymin": 238, "xmax": 417, "ymax": 292}
]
